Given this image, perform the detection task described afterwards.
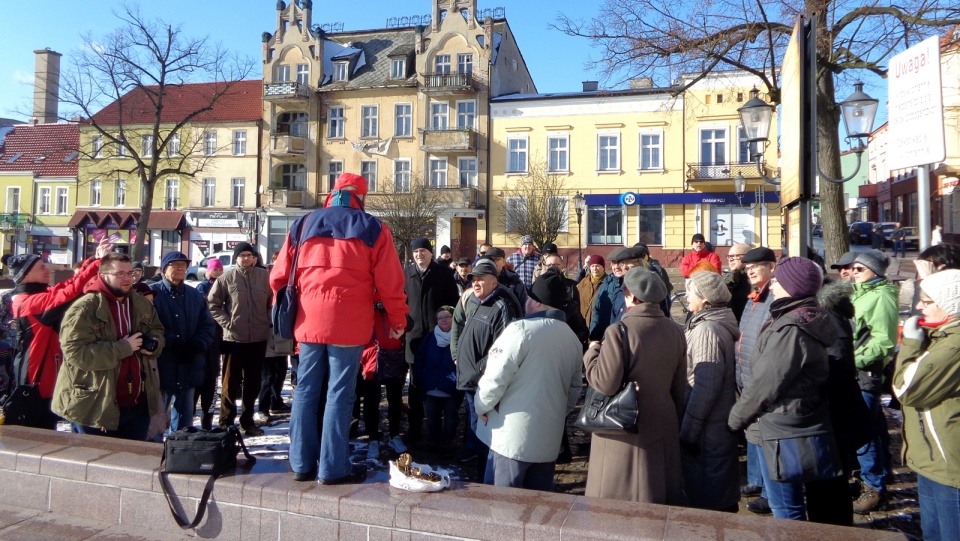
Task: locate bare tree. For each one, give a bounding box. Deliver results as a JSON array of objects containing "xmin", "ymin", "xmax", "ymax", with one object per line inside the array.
[
  {"xmin": 499, "ymin": 161, "xmax": 570, "ymax": 250},
  {"xmin": 57, "ymin": 3, "xmax": 253, "ymax": 261},
  {"xmin": 555, "ymin": 0, "xmax": 960, "ymax": 264},
  {"xmin": 365, "ymin": 175, "xmax": 449, "ymax": 262}
]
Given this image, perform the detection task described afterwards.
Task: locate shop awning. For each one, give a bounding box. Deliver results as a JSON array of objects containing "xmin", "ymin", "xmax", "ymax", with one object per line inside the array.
[{"xmin": 67, "ymin": 209, "xmax": 184, "ymax": 230}]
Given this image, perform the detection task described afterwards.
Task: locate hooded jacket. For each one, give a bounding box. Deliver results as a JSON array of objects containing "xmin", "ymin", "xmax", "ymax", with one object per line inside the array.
[{"xmin": 851, "ymin": 278, "xmax": 899, "ymax": 391}]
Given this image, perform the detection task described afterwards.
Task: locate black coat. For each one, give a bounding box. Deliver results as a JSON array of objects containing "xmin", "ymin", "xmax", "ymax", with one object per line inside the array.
[{"xmin": 404, "ymin": 260, "xmax": 459, "ymax": 343}]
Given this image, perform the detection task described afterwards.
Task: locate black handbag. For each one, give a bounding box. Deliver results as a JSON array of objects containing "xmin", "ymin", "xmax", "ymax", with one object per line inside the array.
[
  {"xmin": 271, "ymin": 218, "xmax": 305, "ymax": 340},
  {"xmin": 158, "ymin": 426, "xmax": 256, "ymax": 529},
  {"xmin": 574, "ymin": 323, "xmax": 640, "ymax": 434},
  {"xmin": 1, "ymin": 345, "xmax": 50, "ymax": 428}
]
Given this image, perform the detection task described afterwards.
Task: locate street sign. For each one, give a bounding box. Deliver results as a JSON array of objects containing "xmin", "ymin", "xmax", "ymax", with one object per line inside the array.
[{"xmin": 887, "ymin": 36, "xmax": 945, "ymax": 170}]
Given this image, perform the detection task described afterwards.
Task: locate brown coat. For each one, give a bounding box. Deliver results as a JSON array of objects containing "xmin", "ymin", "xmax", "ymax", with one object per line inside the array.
[
  {"xmin": 577, "ymin": 274, "xmax": 605, "ymax": 327},
  {"xmin": 583, "ymin": 302, "xmax": 688, "ymax": 504}
]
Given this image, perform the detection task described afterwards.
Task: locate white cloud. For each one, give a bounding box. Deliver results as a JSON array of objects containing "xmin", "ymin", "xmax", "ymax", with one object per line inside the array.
[{"xmin": 12, "ymin": 70, "xmax": 34, "ymax": 85}]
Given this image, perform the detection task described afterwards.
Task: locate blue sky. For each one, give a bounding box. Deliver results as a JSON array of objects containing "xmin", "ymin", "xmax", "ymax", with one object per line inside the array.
[{"xmin": 0, "ymin": 0, "xmax": 604, "ymax": 120}]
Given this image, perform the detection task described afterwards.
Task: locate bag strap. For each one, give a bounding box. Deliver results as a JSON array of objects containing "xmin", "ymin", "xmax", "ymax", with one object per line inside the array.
[
  {"xmin": 232, "ymin": 426, "xmax": 257, "ymax": 465},
  {"xmin": 287, "ymin": 217, "xmax": 307, "ymax": 288}
]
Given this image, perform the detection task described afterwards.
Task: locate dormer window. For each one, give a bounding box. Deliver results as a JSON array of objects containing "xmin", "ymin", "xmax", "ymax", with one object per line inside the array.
[
  {"xmin": 333, "ymin": 62, "xmax": 348, "ymax": 82},
  {"xmin": 391, "ymin": 59, "xmax": 406, "ymax": 79}
]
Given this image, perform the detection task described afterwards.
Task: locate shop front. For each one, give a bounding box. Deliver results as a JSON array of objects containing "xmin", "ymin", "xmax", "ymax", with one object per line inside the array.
[
  {"xmin": 184, "ymin": 211, "xmax": 251, "ymax": 263},
  {"xmin": 68, "ymin": 210, "xmax": 184, "ymax": 264}
]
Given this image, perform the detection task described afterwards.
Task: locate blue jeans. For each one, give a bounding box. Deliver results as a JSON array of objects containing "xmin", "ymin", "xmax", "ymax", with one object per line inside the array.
[
  {"xmin": 894, "ymin": 239, "xmax": 906, "ymax": 257},
  {"xmin": 756, "ymin": 443, "xmax": 806, "ymax": 519},
  {"xmin": 162, "ymin": 388, "xmax": 196, "ymax": 432},
  {"xmin": 857, "ymin": 391, "xmax": 889, "ymax": 493},
  {"xmin": 918, "ymin": 474, "xmax": 960, "ymax": 541},
  {"xmin": 289, "ymin": 343, "xmax": 362, "ymax": 480},
  {"xmin": 747, "ymin": 441, "xmax": 766, "ymax": 496},
  {"xmin": 483, "ymin": 450, "xmax": 556, "ymax": 491},
  {"xmin": 72, "ymin": 403, "xmax": 150, "ymax": 441}
]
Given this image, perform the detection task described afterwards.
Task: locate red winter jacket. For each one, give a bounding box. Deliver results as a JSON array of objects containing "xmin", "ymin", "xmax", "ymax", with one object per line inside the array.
[
  {"xmin": 12, "ymin": 257, "xmax": 101, "ymax": 398},
  {"xmin": 679, "ymin": 249, "xmax": 723, "ymax": 278},
  {"xmin": 270, "ymin": 195, "xmax": 408, "ymax": 346}
]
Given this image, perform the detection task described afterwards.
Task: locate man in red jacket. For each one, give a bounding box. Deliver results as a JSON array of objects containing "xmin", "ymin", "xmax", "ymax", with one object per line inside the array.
[
  {"xmin": 9, "ymin": 239, "xmax": 113, "ymax": 429},
  {"xmin": 679, "ymin": 233, "xmax": 722, "ymax": 278},
  {"xmin": 270, "ymin": 172, "xmax": 408, "ymax": 485}
]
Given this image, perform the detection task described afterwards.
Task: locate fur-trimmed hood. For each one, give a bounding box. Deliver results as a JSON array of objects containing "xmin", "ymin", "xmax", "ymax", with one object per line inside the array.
[{"xmin": 817, "ymin": 280, "xmax": 854, "ymax": 319}]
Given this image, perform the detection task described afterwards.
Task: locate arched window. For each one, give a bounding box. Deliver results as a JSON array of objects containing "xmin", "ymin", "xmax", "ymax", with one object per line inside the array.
[{"xmin": 277, "ymin": 112, "xmax": 309, "ymax": 137}]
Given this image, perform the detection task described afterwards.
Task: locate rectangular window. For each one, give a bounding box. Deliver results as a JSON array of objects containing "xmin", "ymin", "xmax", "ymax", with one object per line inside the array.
[
  {"xmin": 598, "ymin": 134, "xmax": 620, "ymax": 171},
  {"xmin": 56, "ymin": 187, "xmax": 69, "ymax": 214},
  {"xmin": 333, "ymin": 62, "xmax": 348, "ymax": 81},
  {"xmin": 361, "ymin": 105, "xmax": 378, "ymax": 138},
  {"xmin": 232, "ymin": 130, "xmax": 247, "ymax": 156},
  {"xmin": 296, "ymin": 64, "xmax": 309, "ymax": 85},
  {"xmin": 203, "ymin": 131, "xmax": 217, "ymax": 156},
  {"xmin": 116, "ymin": 135, "xmax": 127, "ymax": 157},
  {"xmin": 507, "ymin": 136, "xmax": 528, "ymax": 173},
  {"xmin": 327, "ymin": 161, "xmax": 343, "ymax": 192},
  {"xmin": 394, "ymin": 103, "xmax": 412, "ymax": 136},
  {"xmin": 457, "ymin": 53, "xmax": 473, "ymax": 74},
  {"xmin": 434, "ymin": 54, "xmax": 451, "ymax": 74},
  {"xmin": 92, "ymin": 136, "xmax": 103, "ymax": 158},
  {"xmin": 548, "ymin": 135, "xmax": 569, "ymax": 172},
  {"xmin": 275, "ymin": 64, "xmax": 290, "ymax": 82},
  {"xmin": 167, "ymin": 133, "xmax": 180, "ymax": 157},
  {"xmin": 636, "ymin": 205, "xmax": 664, "ymax": 245},
  {"xmin": 328, "ymin": 106, "xmax": 345, "ymax": 138},
  {"xmin": 5, "ymin": 187, "xmax": 20, "ymax": 213},
  {"xmin": 700, "ymin": 128, "xmax": 727, "ymax": 165},
  {"xmin": 640, "ymin": 132, "xmax": 662, "ymax": 170},
  {"xmin": 90, "ymin": 180, "xmax": 101, "ymax": 206},
  {"xmin": 116, "ymin": 180, "xmax": 126, "ymax": 206},
  {"xmin": 394, "ymin": 159, "xmax": 411, "ymax": 192},
  {"xmin": 391, "ymin": 59, "xmax": 406, "ymax": 79},
  {"xmin": 361, "ymin": 160, "xmax": 378, "ymax": 193},
  {"xmin": 456, "ymin": 100, "xmax": 475, "ymax": 130},
  {"xmin": 141, "ymin": 135, "xmax": 154, "ymax": 158},
  {"xmin": 587, "ymin": 205, "xmax": 623, "ymax": 245},
  {"xmin": 505, "ymin": 196, "xmax": 526, "ymax": 233},
  {"xmin": 737, "ymin": 126, "xmax": 761, "ymax": 164},
  {"xmin": 458, "ymin": 157, "xmax": 477, "ymax": 188},
  {"xmin": 165, "ymin": 178, "xmax": 179, "ymax": 210},
  {"xmin": 231, "ymin": 178, "xmax": 245, "ymax": 208},
  {"xmin": 429, "ymin": 157, "xmax": 448, "ymax": 187},
  {"xmin": 431, "ymin": 102, "xmax": 449, "ymax": 130},
  {"xmin": 202, "ymin": 178, "xmax": 216, "ymax": 207},
  {"xmin": 38, "ymin": 187, "xmax": 51, "ymax": 214}
]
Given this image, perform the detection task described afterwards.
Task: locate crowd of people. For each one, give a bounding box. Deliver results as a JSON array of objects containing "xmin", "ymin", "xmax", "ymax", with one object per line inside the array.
[{"xmin": 2, "ymin": 173, "xmax": 958, "ymax": 538}]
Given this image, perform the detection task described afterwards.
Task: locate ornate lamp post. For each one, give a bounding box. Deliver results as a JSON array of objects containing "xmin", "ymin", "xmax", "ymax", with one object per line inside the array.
[{"xmin": 573, "ymin": 192, "xmax": 585, "ymax": 268}]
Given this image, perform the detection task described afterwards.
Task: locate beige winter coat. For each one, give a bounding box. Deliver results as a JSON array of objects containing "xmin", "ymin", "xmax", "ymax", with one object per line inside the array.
[{"xmin": 208, "ymin": 265, "xmax": 272, "ymax": 344}]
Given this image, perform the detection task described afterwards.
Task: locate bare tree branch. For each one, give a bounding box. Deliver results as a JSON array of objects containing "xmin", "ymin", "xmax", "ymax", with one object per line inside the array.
[{"xmin": 497, "ymin": 161, "xmax": 570, "ymax": 250}]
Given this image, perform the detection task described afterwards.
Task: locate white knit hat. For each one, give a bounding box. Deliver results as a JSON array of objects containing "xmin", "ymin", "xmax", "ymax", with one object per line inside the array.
[{"xmin": 919, "ymin": 269, "xmax": 960, "ymax": 317}]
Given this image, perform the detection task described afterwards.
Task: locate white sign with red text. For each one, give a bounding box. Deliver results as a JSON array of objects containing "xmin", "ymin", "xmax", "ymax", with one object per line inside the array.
[{"xmin": 887, "ymin": 36, "xmax": 945, "ymax": 170}]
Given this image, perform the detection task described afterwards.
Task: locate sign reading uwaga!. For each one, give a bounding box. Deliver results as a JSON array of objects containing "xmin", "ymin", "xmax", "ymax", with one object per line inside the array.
[{"xmin": 888, "ymin": 35, "xmax": 945, "ymax": 170}]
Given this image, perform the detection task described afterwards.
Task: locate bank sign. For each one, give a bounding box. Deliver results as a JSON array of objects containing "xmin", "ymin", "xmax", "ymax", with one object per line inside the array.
[{"xmin": 887, "ymin": 36, "xmax": 945, "ymax": 170}]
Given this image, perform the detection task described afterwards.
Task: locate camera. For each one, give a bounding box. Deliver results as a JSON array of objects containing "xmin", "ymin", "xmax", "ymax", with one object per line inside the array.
[{"xmin": 140, "ymin": 336, "xmax": 160, "ymax": 353}]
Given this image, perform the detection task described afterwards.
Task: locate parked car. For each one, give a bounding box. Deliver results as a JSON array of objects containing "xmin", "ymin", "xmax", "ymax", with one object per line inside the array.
[
  {"xmin": 848, "ymin": 222, "xmax": 874, "ymax": 245},
  {"xmin": 812, "ymin": 224, "xmax": 823, "ymax": 237},
  {"xmin": 885, "ymin": 226, "xmax": 920, "ymax": 250},
  {"xmin": 186, "ymin": 251, "xmax": 234, "ymax": 281}
]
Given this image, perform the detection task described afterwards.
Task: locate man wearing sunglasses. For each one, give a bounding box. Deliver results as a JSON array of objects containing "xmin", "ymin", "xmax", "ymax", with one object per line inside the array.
[{"xmin": 849, "ymin": 249, "xmax": 899, "ymax": 514}]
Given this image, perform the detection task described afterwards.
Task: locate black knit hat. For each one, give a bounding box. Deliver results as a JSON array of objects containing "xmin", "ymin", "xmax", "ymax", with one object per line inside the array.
[
  {"xmin": 9, "ymin": 254, "xmax": 41, "ymax": 284},
  {"xmin": 541, "ymin": 242, "xmax": 559, "ymax": 255},
  {"xmin": 440, "ymin": 245, "xmax": 451, "ymax": 255},
  {"xmin": 233, "ymin": 242, "xmax": 256, "ymax": 261},
  {"xmin": 411, "ymin": 237, "xmax": 433, "ymax": 253}
]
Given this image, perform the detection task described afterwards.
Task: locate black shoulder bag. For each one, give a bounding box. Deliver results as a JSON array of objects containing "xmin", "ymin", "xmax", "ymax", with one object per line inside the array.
[
  {"xmin": 574, "ymin": 323, "xmax": 641, "ymax": 434},
  {"xmin": 1, "ymin": 319, "xmax": 50, "ymax": 428},
  {"xmin": 158, "ymin": 426, "xmax": 256, "ymax": 529}
]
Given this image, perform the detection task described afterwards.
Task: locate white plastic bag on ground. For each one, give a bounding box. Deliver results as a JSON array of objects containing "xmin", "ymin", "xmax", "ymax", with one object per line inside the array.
[{"xmin": 388, "ymin": 459, "xmax": 451, "ymax": 492}]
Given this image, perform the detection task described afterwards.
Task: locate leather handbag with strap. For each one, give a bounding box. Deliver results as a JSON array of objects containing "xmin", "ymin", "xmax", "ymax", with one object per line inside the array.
[
  {"xmin": 574, "ymin": 323, "xmax": 640, "ymax": 434},
  {"xmin": 158, "ymin": 426, "xmax": 256, "ymax": 529}
]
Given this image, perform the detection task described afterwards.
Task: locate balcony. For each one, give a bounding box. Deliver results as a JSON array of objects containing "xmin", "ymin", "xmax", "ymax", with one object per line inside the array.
[
  {"xmin": 422, "ymin": 72, "xmax": 474, "ymax": 93},
  {"xmin": 263, "ymin": 81, "xmax": 310, "ymax": 101},
  {"xmin": 271, "ymin": 135, "xmax": 307, "ymax": 156},
  {"xmin": 267, "ymin": 188, "xmax": 306, "ymax": 208},
  {"xmin": 419, "ymin": 128, "xmax": 476, "ymax": 152},
  {"xmin": 685, "ymin": 162, "xmax": 770, "ymax": 180},
  {"xmin": 434, "ymin": 186, "xmax": 480, "ymax": 208}
]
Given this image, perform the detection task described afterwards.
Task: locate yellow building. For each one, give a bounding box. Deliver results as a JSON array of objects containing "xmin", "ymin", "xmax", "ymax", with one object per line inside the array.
[
  {"xmin": 260, "ymin": 0, "xmax": 534, "ymax": 259},
  {"xmin": 489, "ymin": 71, "xmax": 782, "ymax": 268}
]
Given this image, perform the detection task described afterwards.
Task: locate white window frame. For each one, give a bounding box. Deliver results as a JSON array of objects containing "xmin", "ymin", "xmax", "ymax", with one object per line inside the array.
[
  {"xmin": 505, "ymin": 196, "xmax": 526, "ymax": 233},
  {"xmin": 639, "ymin": 129, "xmax": 664, "ymax": 171},
  {"xmin": 275, "ymin": 64, "xmax": 290, "ymax": 82},
  {"xmin": 115, "ymin": 180, "xmax": 127, "ymax": 207},
  {"xmin": 550, "ymin": 196, "xmax": 570, "ymax": 233},
  {"xmin": 165, "ymin": 178, "xmax": 179, "ymax": 210},
  {"xmin": 232, "ymin": 130, "xmax": 247, "ymax": 156},
  {"xmin": 116, "ymin": 135, "xmax": 127, "ymax": 158},
  {"xmin": 507, "ymin": 135, "xmax": 528, "ymax": 173},
  {"xmin": 92, "ymin": 136, "xmax": 103, "ymax": 158},
  {"xmin": 458, "ymin": 157, "xmax": 477, "ymax": 188},
  {"xmin": 333, "ymin": 62, "xmax": 348, "ymax": 82},
  {"xmin": 699, "ymin": 126, "xmax": 728, "ymax": 165},
  {"xmin": 361, "ymin": 160, "xmax": 378, "ymax": 193},
  {"xmin": 141, "ymin": 135, "xmax": 154, "ymax": 158},
  {"xmin": 361, "ymin": 105, "xmax": 379, "ymax": 138},
  {"xmin": 167, "ymin": 132, "xmax": 180, "ymax": 157},
  {"xmin": 327, "ymin": 161, "xmax": 343, "ymax": 192},
  {"xmin": 391, "ymin": 59, "xmax": 406, "ymax": 79},
  {"xmin": 279, "ymin": 164, "xmax": 306, "ymax": 190},
  {"xmin": 203, "ymin": 131, "xmax": 217, "ymax": 156},
  {"xmin": 737, "ymin": 125, "xmax": 762, "ymax": 164},
  {"xmin": 394, "ymin": 159, "xmax": 411, "ymax": 192},
  {"xmin": 430, "ymin": 101, "xmax": 449, "ymax": 130},
  {"xmin": 394, "ymin": 103, "xmax": 412, "ymax": 137},
  {"xmin": 456, "ymin": 100, "xmax": 475, "ymax": 130},
  {"xmin": 434, "ymin": 54, "xmax": 451, "ymax": 74},
  {"xmin": 327, "ymin": 106, "xmax": 345, "ymax": 138},
  {"xmin": 457, "ymin": 53, "xmax": 473, "ymax": 74},
  {"xmin": 6, "ymin": 187, "xmax": 20, "ymax": 213},
  {"xmin": 202, "ymin": 178, "xmax": 216, "ymax": 207},
  {"xmin": 547, "ymin": 134, "xmax": 569, "ymax": 173},
  {"xmin": 429, "ymin": 157, "xmax": 448, "ymax": 187},
  {"xmin": 231, "ymin": 177, "xmax": 245, "ymax": 208},
  {"xmin": 587, "ymin": 204, "xmax": 625, "ymax": 245},
  {"xmin": 90, "ymin": 180, "xmax": 101, "ymax": 207},
  {"xmin": 38, "ymin": 187, "xmax": 51, "ymax": 214},
  {"xmin": 56, "ymin": 187, "xmax": 69, "ymax": 215},
  {"xmin": 296, "ymin": 64, "xmax": 309, "ymax": 85},
  {"xmin": 597, "ymin": 133, "xmax": 620, "ymax": 172}
]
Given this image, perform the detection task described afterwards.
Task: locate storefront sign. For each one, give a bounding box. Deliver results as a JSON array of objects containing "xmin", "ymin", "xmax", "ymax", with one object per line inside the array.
[
  {"xmin": 592, "ymin": 191, "xmax": 779, "ymax": 206},
  {"xmin": 86, "ymin": 228, "xmax": 137, "ymax": 244},
  {"xmin": 190, "ymin": 211, "xmax": 241, "ymax": 229}
]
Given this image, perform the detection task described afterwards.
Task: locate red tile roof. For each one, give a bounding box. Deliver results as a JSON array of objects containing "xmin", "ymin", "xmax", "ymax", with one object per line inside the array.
[
  {"xmin": 0, "ymin": 123, "xmax": 80, "ymax": 177},
  {"xmin": 90, "ymin": 79, "xmax": 263, "ymax": 126}
]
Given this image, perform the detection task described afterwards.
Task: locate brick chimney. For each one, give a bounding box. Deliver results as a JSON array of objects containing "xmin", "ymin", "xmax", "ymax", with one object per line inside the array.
[{"xmin": 32, "ymin": 49, "xmax": 61, "ymax": 124}]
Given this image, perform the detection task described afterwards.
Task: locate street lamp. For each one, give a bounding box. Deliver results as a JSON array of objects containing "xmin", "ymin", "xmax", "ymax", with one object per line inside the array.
[
  {"xmin": 737, "ymin": 87, "xmax": 780, "ymax": 186},
  {"xmin": 573, "ymin": 192, "xmax": 585, "ymax": 268},
  {"xmin": 734, "ymin": 173, "xmax": 781, "ymax": 210},
  {"xmin": 236, "ymin": 205, "xmax": 266, "ymax": 243}
]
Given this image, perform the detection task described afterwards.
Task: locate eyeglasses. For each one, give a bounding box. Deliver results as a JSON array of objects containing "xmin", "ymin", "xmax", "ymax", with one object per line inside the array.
[
  {"xmin": 101, "ymin": 271, "xmax": 138, "ymax": 278},
  {"xmin": 727, "ymin": 255, "xmax": 744, "ymax": 260},
  {"xmin": 437, "ymin": 315, "xmax": 453, "ymax": 321},
  {"xmin": 850, "ymin": 266, "xmax": 869, "ymax": 273},
  {"xmin": 744, "ymin": 264, "xmax": 769, "ymax": 272}
]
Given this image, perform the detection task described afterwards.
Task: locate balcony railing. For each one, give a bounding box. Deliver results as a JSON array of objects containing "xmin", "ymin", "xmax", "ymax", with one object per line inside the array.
[
  {"xmin": 267, "ymin": 188, "xmax": 305, "ymax": 208},
  {"xmin": 433, "ymin": 186, "xmax": 480, "ymax": 208},
  {"xmin": 271, "ymin": 135, "xmax": 307, "ymax": 155},
  {"xmin": 685, "ymin": 162, "xmax": 769, "ymax": 180},
  {"xmin": 418, "ymin": 128, "xmax": 476, "ymax": 152},
  {"xmin": 422, "ymin": 72, "xmax": 473, "ymax": 91},
  {"xmin": 263, "ymin": 81, "xmax": 310, "ymax": 100}
]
